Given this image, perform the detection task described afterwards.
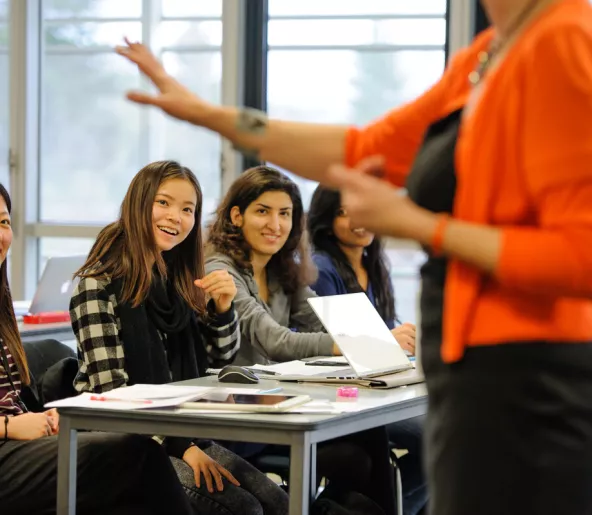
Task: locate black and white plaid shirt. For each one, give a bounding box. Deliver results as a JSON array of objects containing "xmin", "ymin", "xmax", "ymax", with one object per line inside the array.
[{"xmin": 70, "ymin": 275, "xmax": 240, "ymax": 394}]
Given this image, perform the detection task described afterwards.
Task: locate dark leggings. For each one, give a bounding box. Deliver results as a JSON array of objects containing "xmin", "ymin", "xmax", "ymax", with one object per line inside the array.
[
  {"xmin": 247, "ymin": 426, "xmax": 397, "ymax": 515},
  {"xmin": 319, "ymin": 426, "xmax": 397, "ymax": 515},
  {"xmin": 0, "ymin": 432, "xmax": 194, "ymax": 515}
]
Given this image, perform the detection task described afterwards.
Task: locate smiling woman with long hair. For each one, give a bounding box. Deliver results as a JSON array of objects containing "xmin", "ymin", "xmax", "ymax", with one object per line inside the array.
[
  {"xmin": 206, "ymin": 166, "xmax": 401, "ymax": 515},
  {"xmin": 307, "ymin": 185, "xmax": 417, "ymax": 353},
  {"xmin": 71, "ymin": 161, "xmax": 288, "ymax": 515},
  {"xmin": 307, "ymin": 185, "xmax": 427, "ymax": 515},
  {"xmin": 0, "ymin": 183, "xmax": 196, "ymax": 515},
  {"xmin": 206, "ymin": 165, "xmax": 335, "ymax": 364}
]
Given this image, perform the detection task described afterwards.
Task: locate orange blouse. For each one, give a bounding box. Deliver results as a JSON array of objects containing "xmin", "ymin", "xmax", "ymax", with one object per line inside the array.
[{"xmin": 345, "ymin": 0, "xmax": 592, "ymax": 363}]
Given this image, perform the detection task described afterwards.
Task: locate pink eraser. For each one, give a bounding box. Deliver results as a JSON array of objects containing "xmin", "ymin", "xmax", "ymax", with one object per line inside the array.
[{"xmin": 336, "ymin": 386, "xmax": 359, "ymax": 402}]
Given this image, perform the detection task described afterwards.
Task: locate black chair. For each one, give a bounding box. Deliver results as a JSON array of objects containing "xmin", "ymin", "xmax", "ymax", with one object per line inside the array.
[
  {"xmin": 20, "ymin": 339, "xmax": 78, "ymax": 411},
  {"xmin": 250, "ymin": 443, "xmax": 405, "ymax": 513},
  {"xmin": 249, "ymin": 452, "xmax": 290, "ymax": 487}
]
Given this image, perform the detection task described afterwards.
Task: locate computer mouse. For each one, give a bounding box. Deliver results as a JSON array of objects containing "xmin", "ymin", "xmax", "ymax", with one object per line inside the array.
[{"xmin": 218, "ymin": 365, "xmax": 260, "ymax": 384}]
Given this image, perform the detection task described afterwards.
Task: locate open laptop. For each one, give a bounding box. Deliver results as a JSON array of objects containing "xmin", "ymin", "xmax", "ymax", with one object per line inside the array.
[
  {"xmin": 257, "ymin": 293, "xmax": 424, "ymax": 389},
  {"xmin": 27, "ymin": 255, "xmax": 87, "ymax": 314}
]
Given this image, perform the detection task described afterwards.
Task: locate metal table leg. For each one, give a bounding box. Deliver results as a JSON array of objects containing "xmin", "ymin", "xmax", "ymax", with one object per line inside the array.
[
  {"xmin": 57, "ymin": 415, "xmax": 78, "ymax": 515},
  {"xmin": 289, "ymin": 432, "xmax": 312, "ymax": 515},
  {"xmin": 310, "ymin": 442, "xmax": 317, "ymax": 497}
]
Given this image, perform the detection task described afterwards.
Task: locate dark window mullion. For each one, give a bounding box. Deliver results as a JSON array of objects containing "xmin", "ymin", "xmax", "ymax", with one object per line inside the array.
[{"xmin": 242, "ymin": 0, "xmax": 268, "ymax": 171}]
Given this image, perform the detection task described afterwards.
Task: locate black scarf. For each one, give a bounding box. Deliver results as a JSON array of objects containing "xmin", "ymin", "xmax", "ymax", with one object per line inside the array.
[{"xmin": 113, "ymin": 275, "xmax": 209, "ymax": 386}]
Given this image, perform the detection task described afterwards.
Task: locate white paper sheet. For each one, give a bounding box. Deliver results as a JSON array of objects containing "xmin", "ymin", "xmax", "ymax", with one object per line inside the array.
[
  {"xmin": 250, "ymin": 360, "xmax": 351, "ymax": 377},
  {"xmin": 103, "ymin": 384, "xmax": 213, "ymax": 400},
  {"xmin": 45, "ymin": 384, "xmax": 214, "ymax": 411}
]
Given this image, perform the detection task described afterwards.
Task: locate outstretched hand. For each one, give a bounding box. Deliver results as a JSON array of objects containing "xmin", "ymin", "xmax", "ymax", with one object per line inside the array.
[{"xmin": 115, "ymin": 37, "xmax": 210, "ymax": 123}]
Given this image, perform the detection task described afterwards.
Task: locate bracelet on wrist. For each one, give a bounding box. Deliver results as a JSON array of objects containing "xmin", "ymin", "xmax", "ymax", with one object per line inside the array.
[{"xmin": 431, "ymin": 213, "xmax": 450, "ymax": 257}]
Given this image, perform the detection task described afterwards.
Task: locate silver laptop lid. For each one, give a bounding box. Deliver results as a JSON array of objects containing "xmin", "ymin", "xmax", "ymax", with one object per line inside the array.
[
  {"xmin": 307, "ymin": 293, "xmax": 411, "ymax": 377},
  {"xmin": 29, "ymin": 255, "xmax": 86, "ymax": 314}
]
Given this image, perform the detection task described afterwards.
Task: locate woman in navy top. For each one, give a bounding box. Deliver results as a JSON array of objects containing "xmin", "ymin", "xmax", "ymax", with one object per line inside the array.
[
  {"xmin": 308, "ymin": 185, "xmax": 416, "ymax": 354},
  {"xmin": 308, "ymin": 185, "xmax": 428, "ymax": 515}
]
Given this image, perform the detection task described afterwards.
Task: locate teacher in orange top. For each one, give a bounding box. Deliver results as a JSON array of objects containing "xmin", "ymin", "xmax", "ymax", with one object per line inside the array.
[{"xmin": 116, "ymin": 1, "xmax": 592, "ymax": 513}]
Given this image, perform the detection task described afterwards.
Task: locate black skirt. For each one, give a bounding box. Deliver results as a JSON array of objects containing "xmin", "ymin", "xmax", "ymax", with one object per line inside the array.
[
  {"xmin": 423, "ymin": 335, "xmax": 592, "ymax": 515},
  {"xmin": 407, "ymin": 105, "xmax": 592, "ymax": 514}
]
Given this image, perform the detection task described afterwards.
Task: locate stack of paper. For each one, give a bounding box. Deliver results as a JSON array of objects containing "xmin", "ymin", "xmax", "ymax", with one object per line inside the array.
[{"xmin": 45, "ymin": 384, "xmax": 214, "ymax": 411}]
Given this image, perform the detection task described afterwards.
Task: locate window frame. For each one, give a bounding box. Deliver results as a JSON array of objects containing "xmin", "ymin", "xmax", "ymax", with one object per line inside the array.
[
  {"xmin": 7, "ymin": 0, "xmax": 245, "ymax": 299},
  {"xmin": 5, "ymin": 0, "xmax": 475, "ymax": 300}
]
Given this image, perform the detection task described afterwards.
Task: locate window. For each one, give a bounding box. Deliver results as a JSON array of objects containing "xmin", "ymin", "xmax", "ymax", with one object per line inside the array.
[
  {"xmin": 40, "ymin": 0, "xmax": 223, "ymax": 224},
  {"xmin": 267, "ymin": 1, "xmax": 447, "ymax": 324},
  {"xmin": 267, "ymin": 0, "xmax": 447, "ymax": 207},
  {"xmin": 5, "ymin": 0, "xmax": 451, "ymax": 304},
  {"xmin": 4, "ymin": 0, "xmax": 232, "ymax": 299},
  {"xmin": 39, "ymin": 237, "xmax": 95, "ymax": 278},
  {"xmin": 0, "ymin": 0, "xmax": 8, "ymax": 188}
]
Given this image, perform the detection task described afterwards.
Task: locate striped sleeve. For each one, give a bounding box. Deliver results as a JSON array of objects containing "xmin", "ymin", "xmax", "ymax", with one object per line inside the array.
[
  {"xmin": 201, "ymin": 302, "xmax": 240, "ymax": 367},
  {"xmin": 0, "ymin": 343, "xmax": 24, "ymax": 416},
  {"xmin": 70, "ymin": 277, "xmax": 129, "ymax": 393}
]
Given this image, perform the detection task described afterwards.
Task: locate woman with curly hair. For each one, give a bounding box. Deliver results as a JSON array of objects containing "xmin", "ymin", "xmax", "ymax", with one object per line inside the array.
[
  {"xmin": 206, "ymin": 165, "xmax": 336, "ymax": 365},
  {"xmin": 205, "ymin": 165, "xmax": 406, "ymax": 515}
]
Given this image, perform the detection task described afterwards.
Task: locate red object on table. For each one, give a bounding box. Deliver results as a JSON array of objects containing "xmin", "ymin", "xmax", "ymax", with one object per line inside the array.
[{"xmin": 22, "ymin": 312, "xmax": 70, "ymax": 324}]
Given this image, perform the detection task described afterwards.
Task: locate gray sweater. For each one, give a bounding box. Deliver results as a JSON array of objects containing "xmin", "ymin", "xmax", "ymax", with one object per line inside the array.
[{"xmin": 205, "ymin": 252, "xmax": 334, "ymax": 366}]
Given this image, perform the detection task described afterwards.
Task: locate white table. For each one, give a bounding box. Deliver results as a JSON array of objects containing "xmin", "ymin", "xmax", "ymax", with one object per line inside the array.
[{"xmin": 57, "ymin": 378, "xmax": 427, "ymax": 515}]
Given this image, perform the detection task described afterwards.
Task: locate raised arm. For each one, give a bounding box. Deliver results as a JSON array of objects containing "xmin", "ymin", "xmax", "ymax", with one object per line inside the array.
[
  {"xmin": 70, "ymin": 277, "xmax": 129, "ymax": 393},
  {"xmin": 115, "ymin": 37, "xmax": 470, "ymax": 186}
]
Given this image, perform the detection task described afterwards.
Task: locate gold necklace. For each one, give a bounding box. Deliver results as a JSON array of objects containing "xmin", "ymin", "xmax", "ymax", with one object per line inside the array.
[{"xmin": 468, "ymin": 0, "xmax": 544, "ymax": 86}]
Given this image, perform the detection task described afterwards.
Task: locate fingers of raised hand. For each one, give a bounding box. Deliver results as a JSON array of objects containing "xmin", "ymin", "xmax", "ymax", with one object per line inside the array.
[{"xmin": 195, "ymin": 270, "xmax": 232, "ymax": 290}]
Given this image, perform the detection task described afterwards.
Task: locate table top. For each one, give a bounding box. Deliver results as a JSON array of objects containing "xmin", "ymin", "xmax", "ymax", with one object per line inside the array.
[
  {"xmin": 57, "ymin": 376, "xmax": 427, "ymax": 432},
  {"xmin": 18, "ymin": 321, "xmax": 73, "ymax": 334}
]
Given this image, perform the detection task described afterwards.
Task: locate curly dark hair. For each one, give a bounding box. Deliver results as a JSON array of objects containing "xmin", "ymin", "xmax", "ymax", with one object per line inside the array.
[
  {"xmin": 207, "ymin": 165, "xmax": 316, "ymax": 294},
  {"xmin": 307, "ymin": 185, "xmax": 397, "ymax": 326}
]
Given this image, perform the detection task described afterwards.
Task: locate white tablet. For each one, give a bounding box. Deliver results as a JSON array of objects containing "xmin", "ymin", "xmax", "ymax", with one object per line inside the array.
[{"xmin": 180, "ymin": 393, "xmax": 311, "ymax": 413}]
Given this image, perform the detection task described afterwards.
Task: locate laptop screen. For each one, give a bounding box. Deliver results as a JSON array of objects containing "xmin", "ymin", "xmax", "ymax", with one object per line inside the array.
[
  {"xmin": 29, "ymin": 255, "xmax": 87, "ymax": 314},
  {"xmin": 308, "ymin": 293, "xmax": 411, "ymax": 376}
]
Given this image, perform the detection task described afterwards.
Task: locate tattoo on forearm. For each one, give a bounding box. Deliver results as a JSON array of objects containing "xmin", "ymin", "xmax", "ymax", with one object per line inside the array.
[
  {"xmin": 232, "ymin": 107, "xmax": 269, "ymax": 159},
  {"xmin": 236, "ymin": 107, "xmax": 268, "ymax": 135}
]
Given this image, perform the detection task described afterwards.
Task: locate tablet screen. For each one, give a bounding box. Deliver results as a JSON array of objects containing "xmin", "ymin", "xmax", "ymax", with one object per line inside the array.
[{"xmin": 196, "ymin": 393, "xmax": 296, "ymax": 406}]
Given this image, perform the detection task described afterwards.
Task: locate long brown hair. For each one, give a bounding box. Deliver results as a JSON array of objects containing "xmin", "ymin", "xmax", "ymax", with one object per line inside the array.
[
  {"xmin": 207, "ymin": 165, "xmax": 316, "ymax": 294},
  {"xmin": 76, "ymin": 161, "xmax": 206, "ymax": 314},
  {"xmin": 0, "ymin": 184, "xmax": 29, "ymax": 384}
]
